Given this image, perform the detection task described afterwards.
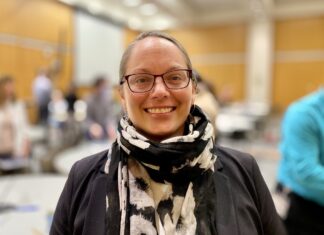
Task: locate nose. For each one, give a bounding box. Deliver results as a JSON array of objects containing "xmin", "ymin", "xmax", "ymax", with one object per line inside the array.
[{"xmin": 151, "ymin": 76, "xmax": 169, "ymax": 96}]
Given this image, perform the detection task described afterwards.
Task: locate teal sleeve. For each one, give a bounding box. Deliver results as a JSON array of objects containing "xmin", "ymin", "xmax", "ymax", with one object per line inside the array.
[{"xmin": 281, "ymin": 107, "xmax": 324, "ymax": 195}]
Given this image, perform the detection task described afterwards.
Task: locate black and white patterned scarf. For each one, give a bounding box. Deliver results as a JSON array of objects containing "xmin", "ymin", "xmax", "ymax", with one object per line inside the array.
[{"xmin": 104, "ymin": 107, "xmax": 217, "ymax": 235}]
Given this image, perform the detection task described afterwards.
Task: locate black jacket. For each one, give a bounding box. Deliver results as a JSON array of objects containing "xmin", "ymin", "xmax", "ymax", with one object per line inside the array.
[{"xmin": 50, "ymin": 145, "xmax": 286, "ymax": 235}]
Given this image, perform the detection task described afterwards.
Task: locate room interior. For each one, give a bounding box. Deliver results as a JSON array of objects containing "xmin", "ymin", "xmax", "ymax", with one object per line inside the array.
[{"xmin": 0, "ymin": 0, "xmax": 323, "ymax": 233}]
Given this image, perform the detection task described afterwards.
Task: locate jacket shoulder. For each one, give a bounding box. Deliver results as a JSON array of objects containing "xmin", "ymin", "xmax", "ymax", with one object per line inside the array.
[
  {"xmin": 213, "ymin": 145, "xmax": 261, "ymax": 193},
  {"xmin": 215, "ymin": 145, "xmax": 256, "ymax": 171},
  {"xmin": 70, "ymin": 149, "xmax": 109, "ymax": 182}
]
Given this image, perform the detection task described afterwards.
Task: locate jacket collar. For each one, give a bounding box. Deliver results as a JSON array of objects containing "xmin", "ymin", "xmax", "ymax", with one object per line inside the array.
[
  {"xmin": 213, "ymin": 158, "xmax": 239, "ymax": 235},
  {"xmin": 195, "ymin": 153, "xmax": 239, "ymax": 235}
]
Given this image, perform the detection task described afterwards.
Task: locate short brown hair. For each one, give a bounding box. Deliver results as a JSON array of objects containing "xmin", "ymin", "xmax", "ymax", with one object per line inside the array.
[{"xmin": 119, "ymin": 31, "xmax": 193, "ymax": 82}]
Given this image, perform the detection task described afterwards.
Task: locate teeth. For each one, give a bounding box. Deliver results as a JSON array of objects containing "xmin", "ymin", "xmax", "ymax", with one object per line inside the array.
[{"xmin": 147, "ymin": 107, "xmax": 173, "ymax": 114}]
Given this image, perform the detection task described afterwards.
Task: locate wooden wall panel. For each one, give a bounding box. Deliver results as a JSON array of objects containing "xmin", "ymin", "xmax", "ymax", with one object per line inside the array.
[
  {"xmin": 273, "ymin": 62, "xmax": 324, "ymax": 111},
  {"xmin": 0, "ymin": 0, "xmax": 74, "ymax": 44},
  {"xmin": 276, "ymin": 17, "xmax": 324, "ymax": 51},
  {"xmin": 169, "ymin": 25, "xmax": 246, "ymax": 54},
  {"xmin": 0, "ymin": 0, "xmax": 74, "ymax": 122},
  {"xmin": 0, "ymin": 45, "xmax": 16, "ymax": 74},
  {"xmin": 195, "ymin": 64, "xmax": 245, "ymax": 101},
  {"xmin": 273, "ymin": 17, "xmax": 324, "ymax": 112},
  {"xmin": 0, "ymin": 0, "xmax": 18, "ymax": 34}
]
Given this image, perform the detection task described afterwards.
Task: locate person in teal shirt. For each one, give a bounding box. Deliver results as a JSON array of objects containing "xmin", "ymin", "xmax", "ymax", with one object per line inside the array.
[{"xmin": 277, "ymin": 88, "xmax": 324, "ymax": 235}]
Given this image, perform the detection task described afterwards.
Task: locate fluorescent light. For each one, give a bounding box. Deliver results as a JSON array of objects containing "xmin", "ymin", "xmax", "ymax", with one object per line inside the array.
[
  {"xmin": 122, "ymin": 0, "xmax": 142, "ymax": 7},
  {"xmin": 139, "ymin": 3, "xmax": 158, "ymax": 16}
]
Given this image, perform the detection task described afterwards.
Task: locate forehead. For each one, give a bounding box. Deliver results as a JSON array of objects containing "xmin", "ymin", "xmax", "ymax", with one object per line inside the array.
[
  {"xmin": 135, "ymin": 37, "xmax": 177, "ymax": 49},
  {"xmin": 129, "ymin": 37, "xmax": 186, "ymax": 63}
]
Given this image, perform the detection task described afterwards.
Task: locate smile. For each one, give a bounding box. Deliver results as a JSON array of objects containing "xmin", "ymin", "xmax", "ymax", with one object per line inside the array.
[{"xmin": 145, "ymin": 107, "xmax": 175, "ymax": 114}]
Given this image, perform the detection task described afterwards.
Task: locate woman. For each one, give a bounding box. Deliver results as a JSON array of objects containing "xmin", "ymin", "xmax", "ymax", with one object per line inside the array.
[
  {"xmin": 0, "ymin": 75, "xmax": 30, "ymax": 160},
  {"xmin": 50, "ymin": 32, "xmax": 286, "ymax": 235}
]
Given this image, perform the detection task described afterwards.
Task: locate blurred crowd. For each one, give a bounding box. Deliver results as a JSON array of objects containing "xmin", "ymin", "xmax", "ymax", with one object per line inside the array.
[{"xmin": 0, "ymin": 68, "xmax": 121, "ymax": 174}]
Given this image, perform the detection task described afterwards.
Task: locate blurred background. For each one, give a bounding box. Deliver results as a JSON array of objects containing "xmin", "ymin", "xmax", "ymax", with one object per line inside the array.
[{"xmin": 0, "ymin": 0, "xmax": 324, "ymax": 234}]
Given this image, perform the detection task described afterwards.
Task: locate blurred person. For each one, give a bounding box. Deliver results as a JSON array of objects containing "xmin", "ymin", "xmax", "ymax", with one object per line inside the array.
[
  {"xmin": 32, "ymin": 68, "xmax": 52, "ymax": 124},
  {"xmin": 48, "ymin": 89, "xmax": 69, "ymax": 148},
  {"xmin": 193, "ymin": 69, "xmax": 219, "ymax": 140},
  {"xmin": 277, "ymin": 88, "xmax": 324, "ymax": 235},
  {"xmin": 50, "ymin": 31, "xmax": 285, "ymax": 235},
  {"xmin": 84, "ymin": 76, "xmax": 117, "ymax": 140},
  {"xmin": 218, "ymin": 85, "xmax": 234, "ymax": 107},
  {"xmin": 48, "ymin": 89, "xmax": 69, "ymax": 128},
  {"xmin": 64, "ymin": 83, "xmax": 84, "ymax": 144},
  {"xmin": 0, "ymin": 75, "xmax": 30, "ymax": 160},
  {"xmin": 65, "ymin": 82, "xmax": 78, "ymax": 114}
]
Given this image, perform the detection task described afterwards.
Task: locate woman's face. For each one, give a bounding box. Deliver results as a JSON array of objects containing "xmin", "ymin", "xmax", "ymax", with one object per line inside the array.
[{"xmin": 120, "ymin": 37, "xmax": 196, "ymax": 141}]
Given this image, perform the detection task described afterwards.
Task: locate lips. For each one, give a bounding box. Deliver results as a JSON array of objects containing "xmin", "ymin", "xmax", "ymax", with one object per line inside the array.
[{"xmin": 145, "ymin": 107, "xmax": 175, "ymax": 114}]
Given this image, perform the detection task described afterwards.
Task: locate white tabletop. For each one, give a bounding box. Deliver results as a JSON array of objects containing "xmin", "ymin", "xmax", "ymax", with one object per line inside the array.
[
  {"xmin": 0, "ymin": 174, "xmax": 67, "ymax": 235},
  {"xmin": 53, "ymin": 140, "xmax": 111, "ymax": 175}
]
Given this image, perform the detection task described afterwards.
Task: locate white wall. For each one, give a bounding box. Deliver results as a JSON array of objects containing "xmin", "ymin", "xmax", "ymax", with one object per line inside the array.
[
  {"xmin": 246, "ymin": 18, "xmax": 274, "ymax": 105},
  {"xmin": 74, "ymin": 11, "xmax": 124, "ymax": 85}
]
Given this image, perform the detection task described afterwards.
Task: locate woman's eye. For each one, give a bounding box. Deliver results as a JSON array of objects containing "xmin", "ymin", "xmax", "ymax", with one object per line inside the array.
[
  {"xmin": 135, "ymin": 77, "xmax": 150, "ymax": 84},
  {"xmin": 167, "ymin": 75, "xmax": 183, "ymax": 83},
  {"xmin": 170, "ymin": 76, "xmax": 181, "ymax": 80}
]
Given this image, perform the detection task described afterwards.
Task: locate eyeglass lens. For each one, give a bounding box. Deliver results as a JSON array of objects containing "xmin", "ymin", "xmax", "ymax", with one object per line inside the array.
[{"xmin": 127, "ymin": 70, "xmax": 190, "ymax": 92}]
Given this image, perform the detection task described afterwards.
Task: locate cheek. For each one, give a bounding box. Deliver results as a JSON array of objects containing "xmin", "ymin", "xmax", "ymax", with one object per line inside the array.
[
  {"xmin": 124, "ymin": 92, "xmax": 144, "ymax": 115},
  {"xmin": 119, "ymin": 89, "xmax": 129, "ymax": 115},
  {"xmin": 191, "ymin": 94, "xmax": 195, "ymax": 106},
  {"xmin": 191, "ymin": 86, "xmax": 197, "ymax": 104},
  {"xmin": 179, "ymin": 89, "xmax": 195, "ymax": 107}
]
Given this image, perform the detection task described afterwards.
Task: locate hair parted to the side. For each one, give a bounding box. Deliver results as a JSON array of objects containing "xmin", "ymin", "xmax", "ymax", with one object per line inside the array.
[{"xmin": 119, "ymin": 31, "xmax": 194, "ymax": 83}]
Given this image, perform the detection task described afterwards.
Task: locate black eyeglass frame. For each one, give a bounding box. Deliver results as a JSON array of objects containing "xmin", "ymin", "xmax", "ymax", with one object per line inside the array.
[{"xmin": 119, "ymin": 69, "xmax": 193, "ymax": 93}]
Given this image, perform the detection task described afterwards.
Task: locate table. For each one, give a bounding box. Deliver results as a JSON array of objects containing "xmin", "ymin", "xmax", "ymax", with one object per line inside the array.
[
  {"xmin": 53, "ymin": 140, "xmax": 111, "ymax": 175},
  {"xmin": 0, "ymin": 174, "xmax": 67, "ymax": 235},
  {"xmin": 216, "ymin": 102, "xmax": 270, "ymax": 137}
]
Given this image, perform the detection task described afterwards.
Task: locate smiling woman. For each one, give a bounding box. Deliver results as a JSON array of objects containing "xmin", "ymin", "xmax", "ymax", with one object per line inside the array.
[
  {"xmin": 119, "ymin": 34, "xmax": 195, "ymax": 141},
  {"xmin": 50, "ymin": 31, "xmax": 286, "ymax": 235}
]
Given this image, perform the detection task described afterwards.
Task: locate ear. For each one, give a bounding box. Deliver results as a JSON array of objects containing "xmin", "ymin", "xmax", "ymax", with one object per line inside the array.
[
  {"xmin": 191, "ymin": 96, "xmax": 196, "ymax": 107},
  {"xmin": 191, "ymin": 83, "xmax": 197, "ymax": 105},
  {"xmin": 118, "ymin": 85, "xmax": 127, "ymax": 113}
]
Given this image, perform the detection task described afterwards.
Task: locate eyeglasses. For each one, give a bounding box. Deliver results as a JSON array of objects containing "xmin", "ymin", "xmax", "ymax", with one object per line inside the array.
[{"xmin": 120, "ymin": 69, "xmax": 193, "ymax": 93}]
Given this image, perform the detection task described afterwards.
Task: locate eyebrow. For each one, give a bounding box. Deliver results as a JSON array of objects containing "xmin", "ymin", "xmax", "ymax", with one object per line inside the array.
[{"xmin": 129, "ymin": 66, "xmax": 187, "ymax": 74}]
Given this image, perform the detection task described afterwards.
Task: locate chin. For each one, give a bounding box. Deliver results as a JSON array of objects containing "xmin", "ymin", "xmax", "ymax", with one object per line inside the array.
[{"xmin": 144, "ymin": 126, "xmax": 183, "ymax": 141}]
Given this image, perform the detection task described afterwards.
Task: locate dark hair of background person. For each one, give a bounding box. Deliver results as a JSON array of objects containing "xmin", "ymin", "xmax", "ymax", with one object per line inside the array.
[
  {"xmin": 93, "ymin": 76, "xmax": 107, "ymax": 88},
  {"xmin": 192, "ymin": 69, "xmax": 218, "ymax": 100}
]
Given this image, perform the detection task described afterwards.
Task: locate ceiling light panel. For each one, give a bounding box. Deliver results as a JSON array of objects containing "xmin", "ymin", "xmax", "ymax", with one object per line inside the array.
[
  {"xmin": 139, "ymin": 3, "xmax": 158, "ymax": 16},
  {"xmin": 122, "ymin": 0, "xmax": 142, "ymax": 7}
]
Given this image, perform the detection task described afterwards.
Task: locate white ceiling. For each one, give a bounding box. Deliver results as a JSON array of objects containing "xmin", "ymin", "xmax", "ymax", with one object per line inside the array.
[{"xmin": 58, "ymin": 0, "xmax": 324, "ymax": 30}]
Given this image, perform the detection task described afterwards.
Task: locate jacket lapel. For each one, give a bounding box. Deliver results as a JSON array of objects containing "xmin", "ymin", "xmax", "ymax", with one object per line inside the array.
[
  {"xmin": 82, "ymin": 173, "xmax": 109, "ymax": 235},
  {"xmin": 213, "ymin": 161, "xmax": 239, "ymax": 235},
  {"xmin": 81, "ymin": 147, "xmax": 120, "ymax": 235}
]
